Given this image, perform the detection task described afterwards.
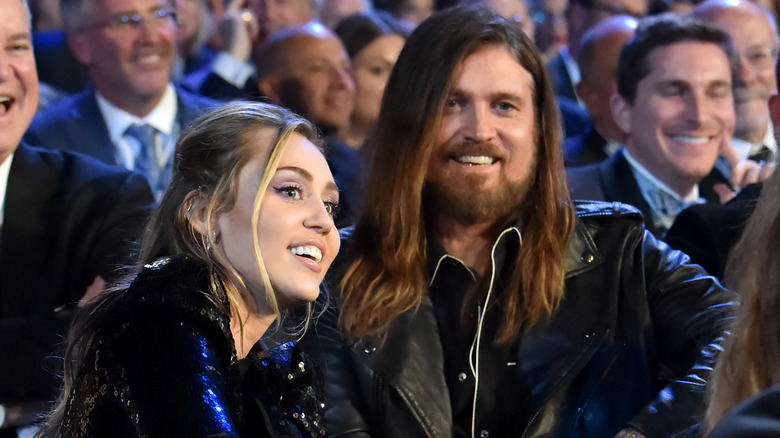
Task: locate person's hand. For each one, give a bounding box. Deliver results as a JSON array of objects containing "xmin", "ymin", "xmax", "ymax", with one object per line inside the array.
[
  {"xmin": 79, "ymin": 275, "xmax": 107, "ymax": 307},
  {"xmin": 716, "ymin": 137, "xmax": 775, "ymax": 203},
  {"xmin": 714, "ymin": 159, "xmax": 776, "ymax": 203},
  {"xmin": 217, "ymin": 0, "xmax": 259, "ymax": 62}
]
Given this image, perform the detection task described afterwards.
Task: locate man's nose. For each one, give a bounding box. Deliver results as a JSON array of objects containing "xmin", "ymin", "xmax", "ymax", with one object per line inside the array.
[
  {"xmin": 331, "ymin": 66, "xmax": 354, "ymax": 90},
  {"xmin": 463, "ymin": 104, "xmax": 497, "ymax": 141}
]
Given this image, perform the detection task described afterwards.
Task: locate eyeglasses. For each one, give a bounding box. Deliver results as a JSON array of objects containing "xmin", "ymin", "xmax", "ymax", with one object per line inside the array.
[
  {"xmin": 91, "ymin": 7, "xmax": 177, "ymax": 32},
  {"xmin": 742, "ymin": 45, "xmax": 778, "ymax": 71}
]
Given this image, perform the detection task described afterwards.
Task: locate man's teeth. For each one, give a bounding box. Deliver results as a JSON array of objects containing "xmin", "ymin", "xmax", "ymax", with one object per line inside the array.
[
  {"xmin": 138, "ymin": 54, "xmax": 160, "ymax": 64},
  {"xmin": 455, "ymin": 156, "xmax": 494, "ymax": 165},
  {"xmin": 0, "ymin": 97, "xmax": 10, "ymax": 111},
  {"xmin": 289, "ymin": 246, "xmax": 322, "ymax": 263},
  {"xmin": 670, "ymin": 135, "xmax": 709, "ymax": 145}
]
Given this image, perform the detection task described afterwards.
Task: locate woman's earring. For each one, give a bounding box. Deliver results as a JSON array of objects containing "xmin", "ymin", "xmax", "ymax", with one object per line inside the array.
[{"xmin": 211, "ymin": 230, "xmax": 220, "ymax": 245}]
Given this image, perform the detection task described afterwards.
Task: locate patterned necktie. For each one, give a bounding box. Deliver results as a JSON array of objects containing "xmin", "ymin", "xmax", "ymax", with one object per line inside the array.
[{"xmin": 123, "ymin": 123, "xmax": 158, "ymax": 191}]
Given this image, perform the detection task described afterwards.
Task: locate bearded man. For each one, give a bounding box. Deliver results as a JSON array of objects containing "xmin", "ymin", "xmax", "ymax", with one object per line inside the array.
[{"xmin": 302, "ymin": 6, "xmax": 735, "ymax": 438}]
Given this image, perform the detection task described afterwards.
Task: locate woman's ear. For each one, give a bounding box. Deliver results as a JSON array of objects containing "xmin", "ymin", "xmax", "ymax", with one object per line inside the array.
[{"xmin": 184, "ymin": 189, "xmax": 215, "ymax": 236}]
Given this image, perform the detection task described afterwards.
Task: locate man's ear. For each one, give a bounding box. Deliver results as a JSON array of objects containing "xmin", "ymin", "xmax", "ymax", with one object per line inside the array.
[
  {"xmin": 610, "ymin": 91, "xmax": 632, "ymax": 137},
  {"xmin": 184, "ymin": 189, "xmax": 215, "ymax": 237},
  {"xmin": 769, "ymin": 94, "xmax": 780, "ymax": 130},
  {"xmin": 66, "ymin": 32, "xmax": 92, "ymax": 65},
  {"xmin": 258, "ymin": 76, "xmax": 281, "ymax": 104}
]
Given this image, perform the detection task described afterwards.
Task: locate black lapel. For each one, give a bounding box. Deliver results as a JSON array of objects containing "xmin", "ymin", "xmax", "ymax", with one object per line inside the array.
[
  {"xmin": 599, "ymin": 150, "xmax": 659, "ymax": 236},
  {"xmin": 0, "ymin": 144, "xmax": 59, "ymax": 317}
]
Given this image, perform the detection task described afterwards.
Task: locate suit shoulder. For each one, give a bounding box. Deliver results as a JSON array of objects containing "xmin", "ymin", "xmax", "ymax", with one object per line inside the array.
[
  {"xmin": 574, "ymin": 200, "xmax": 644, "ymax": 220},
  {"xmin": 176, "ymin": 86, "xmax": 220, "ymax": 111},
  {"xmin": 19, "ymin": 143, "xmax": 150, "ymax": 192},
  {"xmin": 25, "ymin": 91, "xmax": 92, "ymax": 144}
]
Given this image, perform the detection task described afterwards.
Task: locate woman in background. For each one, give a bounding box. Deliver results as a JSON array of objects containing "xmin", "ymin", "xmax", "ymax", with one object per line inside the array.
[
  {"xmin": 38, "ymin": 102, "xmax": 340, "ymax": 437},
  {"xmin": 335, "ymin": 11, "xmax": 409, "ymax": 150}
]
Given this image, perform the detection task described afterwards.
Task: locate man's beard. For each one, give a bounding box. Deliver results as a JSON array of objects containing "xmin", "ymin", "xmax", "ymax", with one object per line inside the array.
[{"xmin": 423, "ymin": 140, "xmax": 537, "ymax": 226}]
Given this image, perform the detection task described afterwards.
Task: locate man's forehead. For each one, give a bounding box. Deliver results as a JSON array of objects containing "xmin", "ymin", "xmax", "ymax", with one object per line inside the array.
[
  {"xmin": 642, "ymin": 41, "xmax": 732, "ymax": 84},
  {"xmin": 450, "ymin": 45, "xmax": 535, "ymax": 93}
]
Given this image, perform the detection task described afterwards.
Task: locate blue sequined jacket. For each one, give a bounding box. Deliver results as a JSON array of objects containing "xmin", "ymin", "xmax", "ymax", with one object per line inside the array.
[{"xmin": 58, "ymin": 255, "xmax": 325, "ymax": 438}]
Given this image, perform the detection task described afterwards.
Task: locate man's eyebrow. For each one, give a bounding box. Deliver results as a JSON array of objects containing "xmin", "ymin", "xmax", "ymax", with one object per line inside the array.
[
  {"xmin": 8, "ymin": 33, "xmax": 31, "ymax": 42},
  {"xmin": 276, "ymin": 166, "xmax": 339, "ymax": 192}
]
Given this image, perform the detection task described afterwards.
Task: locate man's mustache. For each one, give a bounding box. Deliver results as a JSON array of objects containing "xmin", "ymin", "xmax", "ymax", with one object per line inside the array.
[
  {"xmin": 734, "ymin": 84, "xmax": 772, "ymax": 103},
  {"xmin": 443, "ymin": 139, "xmax": 506, "ymax": 160}
]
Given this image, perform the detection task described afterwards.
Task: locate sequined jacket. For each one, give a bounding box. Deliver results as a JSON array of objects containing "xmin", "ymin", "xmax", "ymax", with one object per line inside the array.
[
  {"xmin": 59, "ymin": 255, "xmax": 325, "ymax": 438},
  {"xmin": 302, "ymin": 201, "xmax": 736, "ymax": 438}
]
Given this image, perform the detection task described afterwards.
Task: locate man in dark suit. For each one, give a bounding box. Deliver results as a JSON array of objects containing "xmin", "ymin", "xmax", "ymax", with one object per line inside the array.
[
  {"xmin": 24, "ymin": 0, "xmax": 217, "ymax": 200},
  {"xmin": 0, "ymin": 0, "xmax": 155, "ymax": 432},
  {"xmin": 254, "ymin": 22, "xmax": 361, "ymax": 227},
  {"xmin": 567, "ymin": 15, "xmax": 736, "ymax": 238},
  {"xmin": 663, "ymin": 58, "xmax": 780, "ymax": 280},
  {"xmin": 564, "ymin": 15, "xmax": 637, "ymax": 167},
  {"xmin": 548, "ymin": 0, "xmax": 648, "ymax": 102}
]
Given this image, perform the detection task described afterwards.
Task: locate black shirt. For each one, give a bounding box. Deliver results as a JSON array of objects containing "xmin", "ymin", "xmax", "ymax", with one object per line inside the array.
[{"xmin": 428, "ymin": 228, "xmax": 530, "ymax": 437}]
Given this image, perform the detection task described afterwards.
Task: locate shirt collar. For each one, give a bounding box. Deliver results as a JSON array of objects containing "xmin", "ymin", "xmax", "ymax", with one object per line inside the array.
[
  {"xmin": 731, "ymin": 121, "xmax": 777, "ymax": 160},
  {"xmin": 95, "ymin": 83, "xmax": 178, "ymax": 144},
  {"xmin": 0, "ymin": 152, "xmax": 14, "ymax": 226},
  {"xmin": 623, "ymin": 148, "xmax": 701, "ymax": 202},
  {"xmin": 427, "ymin": 226, "xmax": 522, "ymax": 287}
]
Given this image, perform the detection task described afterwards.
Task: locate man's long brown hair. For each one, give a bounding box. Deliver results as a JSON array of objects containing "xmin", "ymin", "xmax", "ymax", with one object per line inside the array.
[{"xmin": 338, "ymin": 6, "xmax": 575, "ymax": 343}]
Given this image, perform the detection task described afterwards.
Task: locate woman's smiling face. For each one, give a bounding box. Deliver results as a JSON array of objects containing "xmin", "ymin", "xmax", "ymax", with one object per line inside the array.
[{"xmin": 217, "ymin": 129, "xmax": 340, "ymax": 312}]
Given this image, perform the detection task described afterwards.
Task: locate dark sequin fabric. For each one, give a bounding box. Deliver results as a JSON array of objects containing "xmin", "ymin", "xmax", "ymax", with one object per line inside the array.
[
  {"xmin": 58, "ymin": 255, "xmax": 326, "ymax": 438},
  {"xmin": 243, "ymin": 342, "xmax": 326, "ymax": 437}
]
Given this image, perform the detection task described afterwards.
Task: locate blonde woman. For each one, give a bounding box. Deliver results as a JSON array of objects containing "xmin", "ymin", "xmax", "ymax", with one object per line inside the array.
[{"xmin": 38, "ymin": 102, "xmax": 340, "ymax": 437}]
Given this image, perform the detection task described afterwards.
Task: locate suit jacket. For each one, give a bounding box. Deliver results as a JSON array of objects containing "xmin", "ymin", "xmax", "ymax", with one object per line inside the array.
[
  {"xmin": 0, "ymin": 143, "xmax": 155, "ymax": 404},
  {"xmin": 24, "ymin": 85, "xmax": 218, "ymax": 166},
  {"xmin": 566, "ymin": 149, "xmax": 726, "ymax": 238},
  {"xmin": 547, "ymin": 51, "xmax": 578, "ymax": 102},
  {"xmin": 664, "ymin": 183, "xmax": 762, "ymax": 280},
  {"xmin": 325, "ymin": 139, "xmax": 361, "ymax": 229},
  {"xmin": 557, "ymin": 97, "xmax": 591, "ymax": 140},
  {"xmin": 32, "ymin": 30, "xmax": 89, "ymax": 94},
  {"xmin": 563, "ymin": 126, "xmax": 609, "ymax": 167}
]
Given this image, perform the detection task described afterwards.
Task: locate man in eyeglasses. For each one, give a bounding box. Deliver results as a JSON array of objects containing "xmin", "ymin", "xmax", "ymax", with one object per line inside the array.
[
  {"xmin": 694, "ymin": 0, "xmax": 780, "ymax": 163},
  {"xmin": 25, "ymin": 0, "xmax": 217, "ymax": 199}
]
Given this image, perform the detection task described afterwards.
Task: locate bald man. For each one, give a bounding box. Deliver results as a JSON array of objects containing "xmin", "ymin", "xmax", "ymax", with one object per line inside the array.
[
  {"xmin": 565, "ymin": 15, "xmax": 637, "ymax": 166},
  {"xmin": 255, "ymin": 22, "xmax": 355, "ymax": 137},
  {"xmin": 694, "ymin": 0, "xmax": 780, "ymax": 162}
]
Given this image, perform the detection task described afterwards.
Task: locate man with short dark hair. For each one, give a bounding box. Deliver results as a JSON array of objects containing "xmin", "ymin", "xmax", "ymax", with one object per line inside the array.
[
  {"xmin": 567, "ymin": 14, "xmax": 738, "ymax": 237},
  {"xmin": 302, "ymin": 7, "xmax": 734, "ymax": 438}
]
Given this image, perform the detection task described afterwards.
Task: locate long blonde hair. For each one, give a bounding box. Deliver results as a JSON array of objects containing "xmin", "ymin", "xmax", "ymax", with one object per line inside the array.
[
  {"xmin": 37, "ymin": 102, "xmax": 321, "ymax": 437},
  {"xmin": 704, "ymin": 171, "xmax": 780, "ymax": 433}
]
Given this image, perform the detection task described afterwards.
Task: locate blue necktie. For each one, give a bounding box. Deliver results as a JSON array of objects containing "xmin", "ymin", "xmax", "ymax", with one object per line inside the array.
[{"xmin": 124, "ymin": 123, "xmax": 159, "ymax": 192}]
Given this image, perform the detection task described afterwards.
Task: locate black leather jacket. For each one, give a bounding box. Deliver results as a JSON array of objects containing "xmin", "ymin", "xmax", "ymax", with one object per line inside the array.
[{"xmin": 302, "ymin": 201, "xmax": 736, "ymax": 438}]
